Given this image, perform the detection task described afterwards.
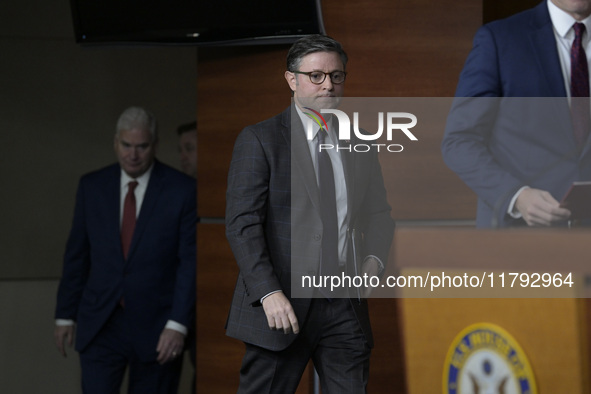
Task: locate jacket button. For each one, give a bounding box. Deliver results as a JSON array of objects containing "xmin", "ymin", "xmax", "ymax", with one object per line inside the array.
[{"xmin": 313, "ymin": 234, "xmax": 321, "ymax": 241}]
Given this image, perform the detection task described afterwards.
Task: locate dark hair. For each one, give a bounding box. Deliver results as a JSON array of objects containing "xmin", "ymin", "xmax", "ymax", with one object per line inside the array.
[
  {"xmin": 286, "ymin": 34, "xmax": 348, "ymax": 72},
  {"xmin": 176, "ymin": 121, "xmax": 197, "ymax": 136}
]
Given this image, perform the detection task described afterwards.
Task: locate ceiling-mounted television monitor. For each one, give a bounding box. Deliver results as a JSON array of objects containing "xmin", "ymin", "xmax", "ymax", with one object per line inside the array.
[{"xmin": 70, "ymin": 0, "xmax": 326, "ymax": 46}]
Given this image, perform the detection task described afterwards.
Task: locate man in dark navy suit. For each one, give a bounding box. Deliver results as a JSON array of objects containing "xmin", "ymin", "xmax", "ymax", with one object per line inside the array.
[
  {"xmin": 442, "ymin": 0, "xmax": 591, "ymax": 227},
  {"xmin": 54, "ymin": 106, "xmax": 196, "ymax": 393}
]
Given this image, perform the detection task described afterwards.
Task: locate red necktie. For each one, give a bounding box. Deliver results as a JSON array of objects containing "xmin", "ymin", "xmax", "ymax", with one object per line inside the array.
[
  {"xmin": 121, "ymin": 181, "xmax": 138, "ymax": 259},
  {"xmin": 571, "ymin": 22, "xmax": 590, "ymax": 146}
]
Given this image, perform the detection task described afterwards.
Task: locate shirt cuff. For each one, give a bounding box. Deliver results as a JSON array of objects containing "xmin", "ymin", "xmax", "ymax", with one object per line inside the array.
[
  {"xmin": 165, "ymin": 320, "xmax": 187, "ymax": 336},
  {"xmin": 364, "ymin": 255, "xmax": 385, "ymax": 277},
  {"xmin": 261, "ymin": 290, "xmax": 282, "ymax": 305},
  {"xmin": 507, "ymin": 186, "xmax": 529, "ymax": 219},
  {"xmin": 55, "ymin": 319, "xmax": 75, "ymax": 326}
]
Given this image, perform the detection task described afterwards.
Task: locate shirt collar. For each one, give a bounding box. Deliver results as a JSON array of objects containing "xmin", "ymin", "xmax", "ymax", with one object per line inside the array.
[
  {"xmin": 548, "ymin": 0, "xmax": 591, "ymax": 38},
  {"xmin": 120, "ymin": 163, "xmax": 154, "ymax": 189},
  {"xmin": 295, "ymin": 104, "xmax": 335, "ymax": 143}
]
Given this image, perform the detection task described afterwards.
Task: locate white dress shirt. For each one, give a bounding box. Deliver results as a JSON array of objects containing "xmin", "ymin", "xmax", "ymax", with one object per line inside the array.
[
  {"xmin": 295, "ymin": 106, "xmax": 384, "ymax": 274},
  {"xmin": 548, "ymin": 0, "xmax": 591, "ymax": 98},
  {"xmin": 295, "ymin": 105, "xmax": 349, "ymax": 264}
]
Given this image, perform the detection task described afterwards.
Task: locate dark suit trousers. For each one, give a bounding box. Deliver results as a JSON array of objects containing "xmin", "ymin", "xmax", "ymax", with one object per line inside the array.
[
  {"xmin": 237, "ymin": 298, "xmax": 371, "ymax": 394},
  {"xmin": 79, "ymin": 306, "xmax": 183, "ymax": 394}
]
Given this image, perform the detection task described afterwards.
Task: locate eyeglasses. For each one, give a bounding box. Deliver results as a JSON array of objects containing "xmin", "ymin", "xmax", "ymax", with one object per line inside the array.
[{"xmin": 293, "ymin": 70, "xmax": 347, "ymax": 85}]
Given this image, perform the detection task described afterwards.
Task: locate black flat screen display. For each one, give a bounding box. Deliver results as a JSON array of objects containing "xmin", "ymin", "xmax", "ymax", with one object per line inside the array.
[{"xmin": 70, "ymin": 0, "xmax": 326, "ymax": 46}]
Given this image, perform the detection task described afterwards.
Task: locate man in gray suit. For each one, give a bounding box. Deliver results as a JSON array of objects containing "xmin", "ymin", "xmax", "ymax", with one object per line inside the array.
[{"xmin": 225, "ymin": 35, "xmax": 395, "ymax": 393}]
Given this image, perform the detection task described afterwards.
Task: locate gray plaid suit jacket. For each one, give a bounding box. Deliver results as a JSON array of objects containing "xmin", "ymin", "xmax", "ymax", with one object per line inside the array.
[{"xmin": 225, "ymin": 106, "xmax": 394, "ymax": 351}]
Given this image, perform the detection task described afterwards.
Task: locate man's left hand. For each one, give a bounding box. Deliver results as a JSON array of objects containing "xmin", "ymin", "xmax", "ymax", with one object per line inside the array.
[{"xmin": 156, "ymin": 328, "xmax": 185, "ymax": 364}]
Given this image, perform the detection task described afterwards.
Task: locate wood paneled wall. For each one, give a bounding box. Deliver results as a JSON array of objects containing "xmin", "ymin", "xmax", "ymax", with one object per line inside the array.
[
  {"xmin": 197, "ymin": 0, "xmax": 481, "ymax": 220},
  {"xmin": 197, "ymin": 0, "xmax": 482, "ymax": 392}
]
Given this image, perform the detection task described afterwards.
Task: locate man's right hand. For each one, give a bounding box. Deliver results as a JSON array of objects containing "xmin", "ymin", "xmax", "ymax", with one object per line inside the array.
[
  {"xmin": 515, "ymin": 188, "xmax": 571, "ymax": 226},
  {"xmin": 54, "ymin": 325, "xmax": 75, "ymax": 357},
  {"xmin": 261, "ymin": 291, "xmax": 299, "ymax": 335}
]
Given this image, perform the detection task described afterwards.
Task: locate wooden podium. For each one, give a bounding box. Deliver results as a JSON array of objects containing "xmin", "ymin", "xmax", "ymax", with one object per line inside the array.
[{"xmin": 391, "ymin": 228, "xmax": 591, "ymax": 393}]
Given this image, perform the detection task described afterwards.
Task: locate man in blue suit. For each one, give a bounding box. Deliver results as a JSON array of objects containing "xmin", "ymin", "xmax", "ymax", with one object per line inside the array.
[
  {"xmin": 442, "ymin": 0, "xmax": 591, "ymax": 227},
  {"xmin": 54, "ymin": 107, "xmax": 196, "ymax": 393}
]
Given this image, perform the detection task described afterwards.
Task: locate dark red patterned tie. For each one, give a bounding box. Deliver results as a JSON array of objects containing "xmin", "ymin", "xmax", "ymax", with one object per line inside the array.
[
  {"xmin": 571, "ymin": 22, "xmax": 590, "ymax": 146},
  {"xmin": 121, "ymin": 181, "xmax": 138, "ymax": 259}
]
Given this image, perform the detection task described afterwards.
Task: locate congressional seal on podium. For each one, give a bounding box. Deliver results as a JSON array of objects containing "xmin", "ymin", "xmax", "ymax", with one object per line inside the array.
[{"xmin": 443, "ymin": 322, "xmax": 537, "ymax": 394}]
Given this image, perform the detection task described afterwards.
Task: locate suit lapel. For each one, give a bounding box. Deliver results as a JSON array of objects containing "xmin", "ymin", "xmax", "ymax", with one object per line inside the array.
[
  {"xmin": 529, "ymin": 30, "xmax": 565, "ymax": 96},
  {"xmin": 286, "ymin": 106, "xmax": 321, "ymax": 211},
  {"xmin": 528, "ymin": 2, "xmax": 580, "ymax": 151},
  {"xmin": 109, "ymin": 165, "xmax": 126, "ymax": 261},
  {"xmin": 528, "ymin": 2, "xmax": 566, "ymax": 97},
  {"xmin": 340, "ymin": 138, "xmax": 355, "ymax": 223},
  {"xmin": 581, "ymin": 133, "xmax": 591, "ymax": 157},
  {"xmin": 126, "ymin": 160, "xmax": 164, "ymax": 262}
]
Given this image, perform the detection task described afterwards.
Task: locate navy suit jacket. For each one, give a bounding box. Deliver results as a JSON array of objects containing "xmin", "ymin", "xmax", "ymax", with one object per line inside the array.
[
  {"xmin": 442, "ymin": 1, "xmax": 591, "ymax": 227},
  {"xmin": 55, "ymin": 160, "xmax": 197, "ymax": 361},
  {"xmin": 225, "ymin": 106, "xmax": 394, "ymax": 351}
]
